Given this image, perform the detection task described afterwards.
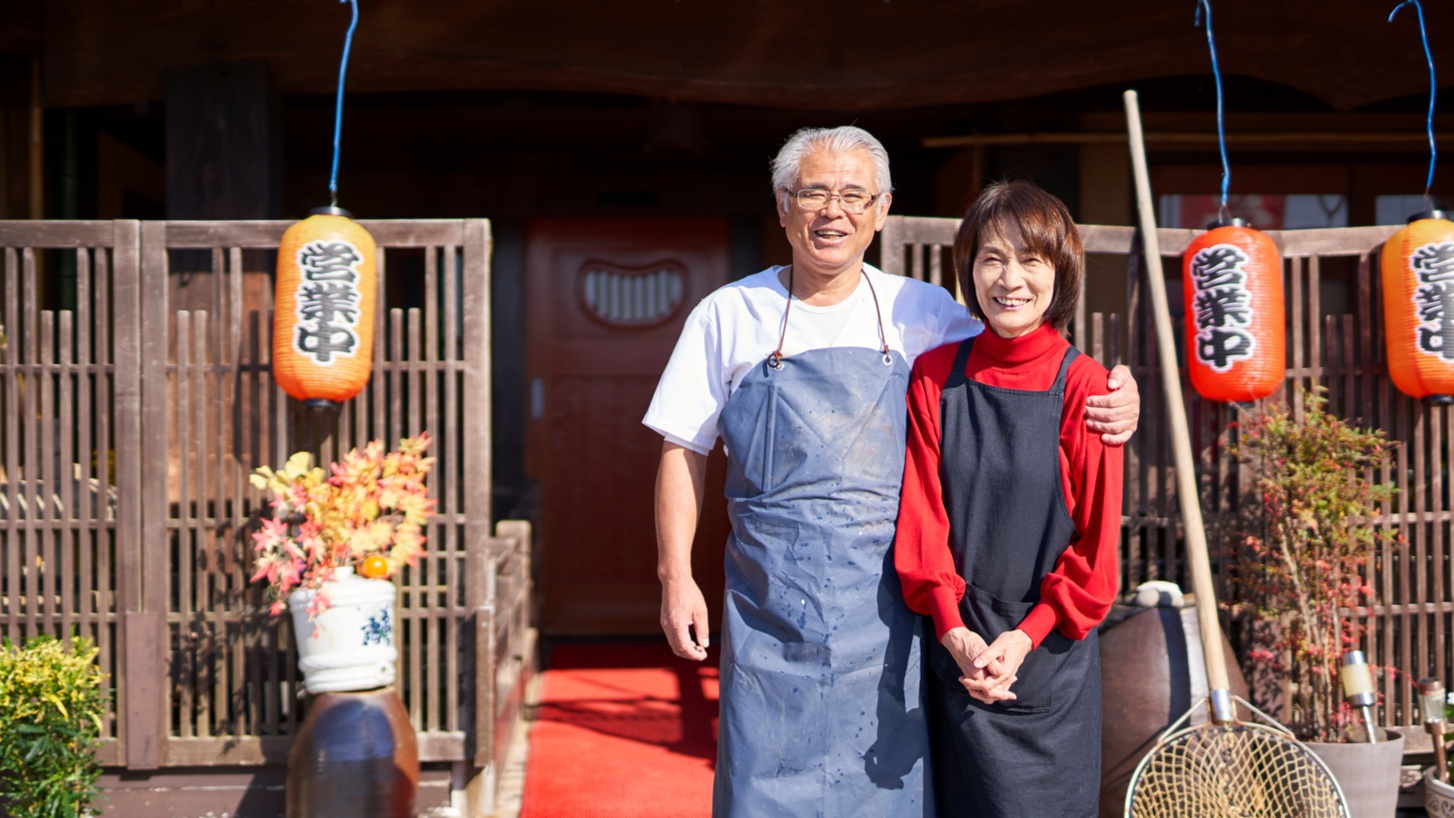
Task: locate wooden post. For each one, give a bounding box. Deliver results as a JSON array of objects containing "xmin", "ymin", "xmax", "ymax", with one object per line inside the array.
[
  {"xmin": 28, "ymin": 55, "xmax": 41, "ymax": 220},
  {"xmin": 163, "ymin": 58, "xmax": 281, "ymax": 373},
  {"xmin": 112, "ymin": 219, "xmax": 143, "ymax": 766},
  {"xmin": 164, "ymin": 60, "xmax": 280, "ymax": 221},
  {"xmin": 129, "ymin": 219, "xmax": 171, "ymax": 770}
]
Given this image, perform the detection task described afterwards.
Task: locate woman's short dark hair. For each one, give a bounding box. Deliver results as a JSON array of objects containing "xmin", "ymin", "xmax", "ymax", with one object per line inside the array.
[{"xmin": 953, "ymin": 180, "xmax": 1084, "ymax": 333}]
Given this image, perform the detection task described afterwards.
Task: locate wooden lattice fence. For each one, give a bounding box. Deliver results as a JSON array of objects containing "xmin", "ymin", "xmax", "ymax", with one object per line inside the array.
[{"xmin": 0, "ymin": 219, "xmax": 532, "ymax": 812}]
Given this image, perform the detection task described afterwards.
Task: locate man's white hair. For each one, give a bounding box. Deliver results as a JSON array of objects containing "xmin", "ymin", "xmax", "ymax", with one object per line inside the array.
[{"xmin": 770, "ymin": 126, "xmax": 892, "ymax": 213}]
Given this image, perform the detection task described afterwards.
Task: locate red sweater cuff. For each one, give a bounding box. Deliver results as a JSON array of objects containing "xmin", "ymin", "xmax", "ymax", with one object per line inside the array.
[
  {"xmin": 928, "ymin": 586, "xmax": 965, "ymax": 642},
  {"xmin": 1018, "ymin": 604, "xmax": 1058, "ymax": 648}
]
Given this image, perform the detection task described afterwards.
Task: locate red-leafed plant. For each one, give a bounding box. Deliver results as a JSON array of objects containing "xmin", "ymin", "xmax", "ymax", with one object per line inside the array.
[
  {"xmin": 1232, "ymin": 389, "xmax": 1398, "ymax": 742},
  {"xmin": 249, "ymin": 432, "xmax": 435, "ymax": 617}
]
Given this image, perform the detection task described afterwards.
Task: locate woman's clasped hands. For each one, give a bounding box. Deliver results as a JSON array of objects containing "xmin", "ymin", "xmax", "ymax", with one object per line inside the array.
[{"xmin": 940, "ymin": 626, "xmax": 1034, "ymax": 705}]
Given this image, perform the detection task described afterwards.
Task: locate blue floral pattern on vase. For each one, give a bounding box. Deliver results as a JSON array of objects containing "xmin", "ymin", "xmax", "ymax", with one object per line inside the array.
[{"xmin": 362, "ymin": 608, "xmax": 393, "ymax": 646}]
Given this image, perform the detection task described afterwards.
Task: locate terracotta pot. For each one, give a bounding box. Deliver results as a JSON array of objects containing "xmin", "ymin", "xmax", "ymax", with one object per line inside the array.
[
  {"xmin": 288, "ymin": 566, "xmax": 398, "ymax": 694},
  {"xmin": 1426, "ymin": 765, "xmax": 1454, "ymax": 818},
  {"xmin": 1306, "ymin": 729, "xmax": 1404, "ymax": 818}
]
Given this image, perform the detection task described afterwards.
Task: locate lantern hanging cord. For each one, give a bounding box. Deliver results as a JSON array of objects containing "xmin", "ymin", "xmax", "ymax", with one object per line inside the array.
[
  {"xmin": 1194, "ymin": 0, "xmax": 1232, "ymax": 222},
  {"xmin": 1389, "ymin": 0, "xmax": 1438, "ymax": 206},
  {"xmin": 329, "ymin": 0, "xmax": 360, "ymax": 210}
]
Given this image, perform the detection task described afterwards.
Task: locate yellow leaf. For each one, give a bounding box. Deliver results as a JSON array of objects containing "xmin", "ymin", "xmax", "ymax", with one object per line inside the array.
[{"xmin": 44, "ymin": 692, "xmax": 68, "ymax": 719}]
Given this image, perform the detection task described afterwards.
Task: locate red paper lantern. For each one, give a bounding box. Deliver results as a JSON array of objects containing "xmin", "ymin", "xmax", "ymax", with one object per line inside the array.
[
  {"xmin": 1182, "ymin": 220, "xmax": 1285, "ymax": 403},
  {"xmin": 273, "ymin": 207, "xmax": 377, "ymax": 408},
  {"xmin": 1381, "ymin": 210, "xmax": 1454, "ymax": 403}
]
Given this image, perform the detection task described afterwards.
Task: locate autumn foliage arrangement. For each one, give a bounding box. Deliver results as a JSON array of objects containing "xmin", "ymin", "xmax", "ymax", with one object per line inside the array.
[
  {"xmin": 250, "ymin": 432, "xmax": 435, "ymax": 617},
  {"xmin": 1232, "ymin": 390, "xmax": 1398, "ymax": 742}
]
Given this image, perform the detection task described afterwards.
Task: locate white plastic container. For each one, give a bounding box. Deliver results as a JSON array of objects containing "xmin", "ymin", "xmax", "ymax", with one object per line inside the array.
[{"xmin": 288, "ymin": 566, "xmax": 398, "ymax": 694}]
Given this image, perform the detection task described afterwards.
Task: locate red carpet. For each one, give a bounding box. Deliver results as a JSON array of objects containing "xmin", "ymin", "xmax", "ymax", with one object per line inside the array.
[{"xmin": 521, "ymin": 641, "xmax": 719, "ymax": 818}]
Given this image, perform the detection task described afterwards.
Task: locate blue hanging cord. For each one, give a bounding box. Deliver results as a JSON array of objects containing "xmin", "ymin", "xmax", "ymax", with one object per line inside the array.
[
  {"xmin": 1194, "ymin": 0, "xmax": 1232, "ymax": 222},
  {"xmin": 329, "ymin": 0, "xmax": 360, "ymax": 209},
  {"xmin": 1390, "ymin": 0, "xmax": 1439, "ymax": 207}
]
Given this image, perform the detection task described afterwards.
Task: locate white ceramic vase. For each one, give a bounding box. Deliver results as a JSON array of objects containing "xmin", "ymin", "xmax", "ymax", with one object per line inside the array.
[
  {"xmin": 287, "ymin": 566, "xmax": 398, "ymax": 694},
  {"xmin": 1428, "ymin": 765, "xmax": 1454, "ymax": 818}
]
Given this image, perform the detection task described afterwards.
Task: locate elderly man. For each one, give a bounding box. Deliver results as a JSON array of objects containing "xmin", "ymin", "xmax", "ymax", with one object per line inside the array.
[{"xmin": 643, "ymin": 126, "xmax": 1138, "ymax": 816}]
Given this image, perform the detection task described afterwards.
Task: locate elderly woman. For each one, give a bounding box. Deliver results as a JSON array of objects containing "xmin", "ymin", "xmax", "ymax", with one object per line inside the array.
[{"xmin": 894, "ymin": 180, "xmax": 1123, "ymax": 817}]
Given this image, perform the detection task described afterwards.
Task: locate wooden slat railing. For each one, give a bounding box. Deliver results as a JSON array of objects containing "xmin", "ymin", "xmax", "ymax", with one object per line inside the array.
[
  {"xmin": 0, "ymin": 221, "xmax": 140, "ymax": 767},
  {"xmin": 0, "ymin": 218, "xmax": 531, "ymax": 813}
]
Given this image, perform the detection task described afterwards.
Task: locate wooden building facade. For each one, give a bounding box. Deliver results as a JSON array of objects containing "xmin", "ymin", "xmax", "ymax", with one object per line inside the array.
[{"xmin": 2, "ymin": 1, "xmax": 1454, "ymax": 814}]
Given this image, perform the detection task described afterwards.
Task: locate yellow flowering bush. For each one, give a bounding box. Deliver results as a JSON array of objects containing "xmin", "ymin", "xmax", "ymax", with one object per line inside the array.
[
  {"xmin": 250, "ymin": 432, "xmax": 435, "ymax": 617},
  {"xmin": 0, "ymin": 635, "xmax": 108, "ymax": 818}
]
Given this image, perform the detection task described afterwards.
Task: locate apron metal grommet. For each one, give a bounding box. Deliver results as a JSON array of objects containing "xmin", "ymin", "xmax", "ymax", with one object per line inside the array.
[
  {"xmin": 882, "ymin": 353, "xmax": 893, "ymax": 366},
  {"xmin": 767, "ymin": 353, "xmax": 784, "ymax": 371}
]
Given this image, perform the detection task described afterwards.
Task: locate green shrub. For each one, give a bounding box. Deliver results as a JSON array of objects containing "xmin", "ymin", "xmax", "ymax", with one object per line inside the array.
[
  {"xmin": 1233, "ymin": 388, "xmax": 1398, "ymax": 742},
  {"xmin": 0, "ymin": 635, "xmax": 108, "ymax": 818}
]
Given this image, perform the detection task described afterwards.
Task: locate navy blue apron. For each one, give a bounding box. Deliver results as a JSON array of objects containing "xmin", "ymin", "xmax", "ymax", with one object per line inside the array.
[
  {"xmin": 712, "ymin": 274, "xmax": 932, "ymax": 817},
  {"xmin": 924, "ymin": 337, "xmax": 1101, "ymax": 818}
]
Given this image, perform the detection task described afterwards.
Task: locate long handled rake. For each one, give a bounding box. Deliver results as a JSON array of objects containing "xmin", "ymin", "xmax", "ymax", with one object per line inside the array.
[{"xmin": 1120, "ymin": 89, "xmax": 1349, "ymax": 818}]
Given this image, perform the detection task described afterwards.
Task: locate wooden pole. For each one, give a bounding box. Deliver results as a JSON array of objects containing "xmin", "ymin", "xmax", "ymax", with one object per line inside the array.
[{"xmin": 1122, "ymin": 89, "xmax": 1233, "ymax": 722}]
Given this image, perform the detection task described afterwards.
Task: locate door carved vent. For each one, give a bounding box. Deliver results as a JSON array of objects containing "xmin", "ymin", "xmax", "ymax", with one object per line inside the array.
[{"xmin": 577, "ymin": 260, "xmax": 686, "ymax": 329}]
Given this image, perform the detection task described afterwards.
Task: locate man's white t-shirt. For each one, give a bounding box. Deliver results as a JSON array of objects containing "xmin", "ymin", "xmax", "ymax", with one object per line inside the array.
[{"xmin": 643, "ymin": 264, "xmax": 983, "ymax": 455}]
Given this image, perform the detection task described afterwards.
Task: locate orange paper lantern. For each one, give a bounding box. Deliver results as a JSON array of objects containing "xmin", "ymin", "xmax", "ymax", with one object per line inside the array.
[
  {"xmin": 1382, "ymin": 211, "xmax": 1454, "ymax": 403},
  {"xmin": 1182, "ymin": 220, "xmax": 1285, "ymax": 403},
  {"xmin": 273, "ymin": 207, "xmax": 377, "ymax": 408}
]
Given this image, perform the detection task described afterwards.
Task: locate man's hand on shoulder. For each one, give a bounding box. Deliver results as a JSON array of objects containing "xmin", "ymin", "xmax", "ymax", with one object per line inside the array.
[{"xmin": 1086, "ymin": 364, "xmax": 1139, "ymax": 446}]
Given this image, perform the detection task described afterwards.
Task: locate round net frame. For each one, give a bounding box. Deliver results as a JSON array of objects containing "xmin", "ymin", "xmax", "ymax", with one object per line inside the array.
[{"xmin": 1126, "ymin": 698, "xmax": 1348, "ymax": 818}]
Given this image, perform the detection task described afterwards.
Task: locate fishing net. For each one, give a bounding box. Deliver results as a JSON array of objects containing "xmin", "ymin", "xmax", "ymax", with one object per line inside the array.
[{"xmin": 1127, "ymin": 720, "xmax": 1347, "ymax": 818}]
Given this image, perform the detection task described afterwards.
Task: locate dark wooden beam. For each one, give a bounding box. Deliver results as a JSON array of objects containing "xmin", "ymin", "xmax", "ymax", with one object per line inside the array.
[
  {"xmin": 0, "ymin": 0, "xmax": 40, "ymax": 55},
  {"xmin": 164, "ymin": 60, "xmax": 281, "ymax": 219},
  {"xmin": 0, "ymin": 57, "xmax": 33, "ymax": 219},
  {"xmin": 163, "ymin": 58, "xmax": 280, "ymax": 379},
  {"xmin": 39, "ymin": 0, "xmax": 1454, "ymax": 112}
]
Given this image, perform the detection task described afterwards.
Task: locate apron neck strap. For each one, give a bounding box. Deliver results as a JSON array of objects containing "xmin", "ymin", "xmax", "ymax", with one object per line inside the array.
[
  {"xmin": 946, "ymin": 337, "xmax": 976, "ymax": 389},
  {"xmin": 768, "ymin": 266, "xmax": 893, "ymax": 370}
]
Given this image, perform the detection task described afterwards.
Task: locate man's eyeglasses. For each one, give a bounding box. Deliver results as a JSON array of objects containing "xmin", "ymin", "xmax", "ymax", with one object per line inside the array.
[{"xmin": 791, "ymin": 188, "xmax": 882, "ymax": 215}]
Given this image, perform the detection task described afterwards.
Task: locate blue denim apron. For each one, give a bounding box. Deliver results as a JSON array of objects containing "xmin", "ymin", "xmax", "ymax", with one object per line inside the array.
[{"xmin": 712, "ymin": 274, "xmax": 932, "ymax": 817}]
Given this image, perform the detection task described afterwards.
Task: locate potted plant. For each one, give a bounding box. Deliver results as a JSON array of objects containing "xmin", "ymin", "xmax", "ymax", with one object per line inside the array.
[
  {"xmin": 0, "ymin": 634, "xmax": 108, "ymax": 818},
  {"xmin": 1416, "ymin": 687, "xmax": 1454, "ymax": 816},
  {"xmin": 1430, "ymin": 770, "xmax": 1454, "ymax": 818},
  {"xmin": 1232, "ymin": 388, "xmax": 1403, "ymax": 814},
  {"xmin": 250, "ymin": 431, "xmax": 434, "ymax": 694}
]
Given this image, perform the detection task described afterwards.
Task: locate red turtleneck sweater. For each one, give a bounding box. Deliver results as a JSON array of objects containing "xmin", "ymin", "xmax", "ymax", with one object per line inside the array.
[{"xmin": 894, "ymin": 323, "xmax": 1124, "ymax": 648}]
